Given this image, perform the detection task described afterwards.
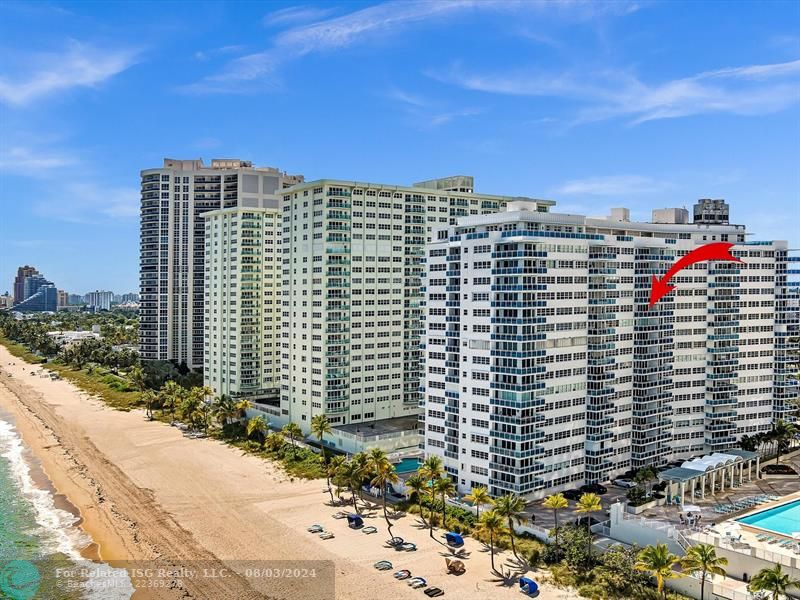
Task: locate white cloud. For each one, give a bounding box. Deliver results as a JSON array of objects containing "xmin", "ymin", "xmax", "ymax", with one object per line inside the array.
[
  {"xmin": 0, "ymin": 41, "xmax": 139, "ymax": 106},
  {"xmin": 430, "ymin": 58, "xmax": 800, "ymax": 124},
  {"xmin": 0, "ymin": 146, "xmax": 77, "ymax": 173},
  {"xmin": 33, "ymin": 182, "xmax": 139, "ymax": 223},
  {"xmin": 187, "ymin": 0, "xmax": 638, "ymax": 93},
  {"xmin": 554, "ymin": 175, "xmax": 672, "ymax": 196},
  {"xmin": 263, "ymin": 5, "xmax": 337, "ymax": 27},
  {"xmin": 384, "ymin": 86, "xmax": 482, "ymax": 128}
]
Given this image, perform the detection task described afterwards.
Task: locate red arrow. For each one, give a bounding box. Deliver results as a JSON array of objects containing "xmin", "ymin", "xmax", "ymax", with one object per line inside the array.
[{"xmin": 649, "ymin": 242, "xmax": 742, "ymax": 308}]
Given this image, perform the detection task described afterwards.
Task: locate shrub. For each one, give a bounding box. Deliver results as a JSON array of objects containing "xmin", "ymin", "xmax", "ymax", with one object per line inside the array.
[{"xmin": 762, "ymin": 464, "xmax": 797, "ymax": 475}]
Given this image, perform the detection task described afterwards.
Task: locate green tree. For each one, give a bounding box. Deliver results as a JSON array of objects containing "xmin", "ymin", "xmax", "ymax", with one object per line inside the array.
[
  {"xmin": 542, "ymin": 492, "xmax": 569, "ymax": 557},
  {"xmin": 128, "ymin": 365, "xmax": 147, "ymax": 393},
  {"xmin": 476, "ymin": 510, "xmax": 507, "ymax": 574},
  {"xmin": 464, "ymin": 486, "xmax": 493, "ymax": 520},
  {"xmin": 771, "ymin": 419, "xmax": 798, "ymax": 463},
  {"xmin": 681, "ymin": 543, "xmax": 728, "ymax": 600},
  {"xmin": 494, "ymin": 493, "xmax": 528, "ymax": 559},
  {"xmin": 419, "ymin": 455, "xmax": 444, "ymax": 538},
  {"xmin": 311, "ymin": 414, "xmax": 333, "ymax": 500},
  {"xmin": 264, "ymin": 431, "xmax": 285, "ymax": 452},
  {"xmin": 337, "ymin": 458, "xmax": 363, "ymax": 514},
  {"xmin": 246, "ymin": 415, "xmax": 268, "ymax": 447},
  {"xmin": 404, "ymin": 474, "xmax": 427, "ymax": 525},
  {"xmin": 576, "ymin": 492, "xmax": 603, "ymax": 566},
  {"xmin": 281, "ymin": 422, "xmax": 303, "ymax": 459},
  {"xmin": 635, "ymin": 543, "xmax": 683, "ymax": 600},
  {"xmin": 159, "ymin": 380, "xmax": 182, "ymax": 424},
  {"xmin": 748, "ymin": 564, "xmax": 800, "ymax": 600},
  {"xmin": 141, "ymin": 389, "xmax": 157, "ymax": 420},
  {"xmin": 433, "ymin": 476, "xmax": 456, "ymax": 534},
  {"xmin": 369, "ymin": 450, "xmax": 399, "ymax": 537},
  {"xmin": 212, "ymin": 394, "xmax": 237, "ymax": 428}
]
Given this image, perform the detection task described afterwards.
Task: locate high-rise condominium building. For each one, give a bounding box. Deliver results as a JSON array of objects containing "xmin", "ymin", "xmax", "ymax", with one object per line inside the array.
[
  {"xmin": 85, "ymin": 290, "xmax": 114, "ymax": 311},
  {"xmin": 422, "ymin": 200, "xmax": 798, "ymax": 498},
  {"xmin": 13, "ymin": 266, "xmax": 38, "ymax": 304},
  {"xmin": 57, "ymin": 290, "xmax": 69, "ymax": 308},
  {"xmin": 278, "ymin": 176, "xmax": 554, "ymax": 451},
  {"xmin": 139, "ymin": 158, "xmax": 302, "ymax": 368},
  {"xmin": 12, "ymin": 269, "xmax": 57, "ymax": 313},
  {"xmin": 203, "ymin": 205, "xmax": 282, "ymax": 405}
]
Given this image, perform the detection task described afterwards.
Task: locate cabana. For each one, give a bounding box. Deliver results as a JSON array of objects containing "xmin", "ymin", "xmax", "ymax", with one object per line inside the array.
[
  {"xmin": 658, "ymin": 449, "xmax": 759, "ymax": 504},
  {"xmin": 445, "ymin": 532, "xmax": 464, "ymax": 547},
  {"xmin": 519, "ymin": 577, "xmax": 539, "ymax": 596},
  {"xmin": 347, "ymin": 514, "xmax": 364, "ymax": 529}
]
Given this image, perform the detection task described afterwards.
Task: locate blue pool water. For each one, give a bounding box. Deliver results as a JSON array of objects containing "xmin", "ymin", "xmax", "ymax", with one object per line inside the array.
[
  {"xmin": 737, "ymin": 499, "xmax": 800, "ymax": 535},
  {"xmin": 394, "ymin": 458, "xmax": 422, "ymax": 473}
]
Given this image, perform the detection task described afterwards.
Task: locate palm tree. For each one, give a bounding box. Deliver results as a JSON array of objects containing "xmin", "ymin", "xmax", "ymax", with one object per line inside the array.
[
  {"xmin": 311, "ymin": 414, "xmax": 333, "ymax": 500},
  {"xmin": 265, "ymin": 431, "xmax": 285, "ymax": 452},
  {"xmin": 234, "ymin": 398, "xmax": 252, "ymax": 421},
  {"xmin": 494, "ymin": 493, "xmax": 528, "ymax": 559},
  {"xmin": 419, "ymin": 455, "xmax": 444, "ymax": 538},
  {"xmin": 128, "ymin": 364, "xmax": 147, "ymax": 393},
  {"xmin": 434, "ymin": 476, "xmax": 456, "ymax": 533},
  {"xmin": 771, "ymin": 419, "xmax": 798, "ymax": 463},
  {"xmin": 212, "ymin": 394, "xmax": 237, "ymax": 428},
  {"xmin": 576, "ymin": 492, "xmax": 603, "ymax": 564},
  {"xmin": 282, "ymin": 422, "xmax": 303, "ymax": 459},
  {"xmin": 477, "ymin": 510, "xmax": 507, "ymax": 574},
  {"xmin": 140, "ymin": 389, "xmax": 157, "ymax": 420},
  {"xmin": 464, "ymin": 486, "xmax": 493, "ymax": 519},
  {"xmin": 370, "ymin": 455, "xmax": 399, "ymax": 537},
  {"xmin": 246, "ymin": 415, "xmax": 268, "ymax": 447},
  {"xmin": 542, "ymin": 492, "xmax": 569, "ymax": 556},
  {"xmin": 681, "ymin": 543, "xmax": 728, "ymax": 600},
  {"xmin": 748, "ymin": 564, "xmax": 800, "ymax": 600},
  {"xmin": 328, "ymin": 455, "xmax": 346, "ymax": 501},
  {"xmin": 159, "ymin": 380, "xmax": 182, "ymax": 424},
  {"xmin": 352, "ymin": 452, "xmax": 371, "ymax": 505},
  {"xmin": 404, "ymin": 474, "xmax": 427, "ymax": 524},
  {"xmin": 635, "ymin": 543, "xmax": 683, "ymax": 600},
  {"xmin": 338, "ymin": 459, "xmax": 363, "ymax": 513}
]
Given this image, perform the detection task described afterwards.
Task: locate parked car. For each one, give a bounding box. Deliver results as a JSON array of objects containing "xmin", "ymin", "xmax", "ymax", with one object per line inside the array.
[
  {"xmin": 612, "ymin": 478, "xmax": 637, "ymax": 489},
  {"xmin": 580, "ymin": 483, "xmax": 608, "ymax": 495},
  {"xmin": 562, "ymin": 489, "xmax": 583, "ymax": 501}
]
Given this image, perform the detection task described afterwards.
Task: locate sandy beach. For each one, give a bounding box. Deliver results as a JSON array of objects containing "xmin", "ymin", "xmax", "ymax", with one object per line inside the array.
[{"xmin": 0, "ymin": 344, "xmax": 577, "ymax": 600}]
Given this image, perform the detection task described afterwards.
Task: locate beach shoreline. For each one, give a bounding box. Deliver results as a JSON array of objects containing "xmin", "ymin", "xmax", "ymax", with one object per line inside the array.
[{"xmin": 0, "ymin": 344, "xmax": 574, "ymax": 600}]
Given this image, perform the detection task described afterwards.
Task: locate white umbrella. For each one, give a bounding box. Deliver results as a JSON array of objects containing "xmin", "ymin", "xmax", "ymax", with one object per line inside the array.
[{"xmin": 682, "ymin": 504, "xmax": 702, "ymax": 512}]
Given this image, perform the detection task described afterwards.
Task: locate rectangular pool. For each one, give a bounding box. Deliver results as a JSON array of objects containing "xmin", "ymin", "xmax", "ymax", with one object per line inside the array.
[{"xmin": 736, "ymin": 499, "xmax": 800, "ymax": 536}]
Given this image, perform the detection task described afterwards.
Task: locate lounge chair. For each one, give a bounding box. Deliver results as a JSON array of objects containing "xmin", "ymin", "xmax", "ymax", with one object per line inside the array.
[
  {"xmin": 362, "ymin": 526, "xmax": 378, "ymax": 534},
  {"xmin": 387, "ymin": 537, "xmax": 404, "ymax": 547},
  {"xmin": 445, "ymin": 559, "xmax": 465, "ymax": 575},
  {"xmin": 307, "ymin": 524, "xmax": 324, "ymax": 533},
  {"xmin": 374, "ymin": 560, "xmax": 393, "ymax": 571},
  {"xmin": 408, "ymin": 577, "xmax": 427, "ymax": 589},
  {"xmin": 394, "ymin": 570, "xmax": 412, "ymax": 580},
  {"xmin": 400, "ymin": 543, "xmax": 417, "ymax": 552},
  {"xmin": 424, "ymin": 588, "xmax": 444, "ymax": 598},
  {"xmin": 333, "ymin": 511, "xmax": 348, "ymax": 519},
  {"xmin": 319, "ymin": 531, "xmax": 335, "ymax": 540}
]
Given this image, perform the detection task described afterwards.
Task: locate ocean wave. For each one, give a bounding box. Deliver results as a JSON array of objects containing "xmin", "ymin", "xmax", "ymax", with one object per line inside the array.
[{"xmin": 0, "ymin": 417, "xmax": 134, "ymax": 599}]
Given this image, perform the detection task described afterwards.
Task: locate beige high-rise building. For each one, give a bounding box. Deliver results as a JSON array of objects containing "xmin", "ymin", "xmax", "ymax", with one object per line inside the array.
[
  {"xmin": 139, "ymin": 158, "xmax": 302, "ymax": 368},
  {"xmin": 203, "ymin": 205, "xmax": 282, "ymax": 406},
  {"xmin": 278, "ymin": 176, "xmax": 552, "ymax": 453}
]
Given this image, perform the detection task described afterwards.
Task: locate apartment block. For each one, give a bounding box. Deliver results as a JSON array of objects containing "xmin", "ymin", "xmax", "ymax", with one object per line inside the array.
[
  {"xmin": 139, "ymin": 158, "xmax": 302, "ymax": 368},
  {"xmin": 422, "ymin": 200, "xmax": 797, "ymax": 499},
  {"xmin": 203, "ymin": 205, "xmax": 282, "ymax": 404},
  {"xmin": 278, "ymin": 177, "xmax": 555, "ymax": 451}
]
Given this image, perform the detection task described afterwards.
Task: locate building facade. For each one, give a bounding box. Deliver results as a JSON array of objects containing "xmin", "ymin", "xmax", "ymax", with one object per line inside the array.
[
  {"xmin": 13, "ymin": 266, "xmax": 38, "ymax": 305},
  {"xmin": 85, "ymin": 290, "xmax": 113, "ymax": 311},
  {"xmin": 13, "ymin": 283, "xmax": 57, "ymax": 312},
  {"xmin": 203, "ymin": 205, "xmax": 282, "ymax": 405},
  {"xmin": 278, "ymin": 177, "xmax": 555, "ymax": 441},
  {"xmin": 422, "ymin": 200, "xmax": 797, "ymax": 499},
  {"xmin": 139, "ymin": 158, "xmax": 302, "ymax": 368}
]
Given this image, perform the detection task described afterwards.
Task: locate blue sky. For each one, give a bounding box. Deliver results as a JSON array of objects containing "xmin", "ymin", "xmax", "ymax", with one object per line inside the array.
[{"xmin": 1, "ymin": 0, "xmax": 798, "ymax": 293}]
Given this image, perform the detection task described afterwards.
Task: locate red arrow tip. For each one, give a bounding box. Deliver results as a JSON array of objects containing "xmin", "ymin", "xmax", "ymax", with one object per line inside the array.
[{"xmin": 649, "ymin": 275, "xmax": 676, "ymax": 308}]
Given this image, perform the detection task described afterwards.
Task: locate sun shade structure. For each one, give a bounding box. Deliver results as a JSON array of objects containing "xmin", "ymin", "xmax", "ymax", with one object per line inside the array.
[
  {"xmin": 347, "ymin": 514, "xmax": 364, "ymax": 528},
  {"xmin": 445, "ymin": 532, "xmax": 464, "ymax": 547},
  {"xmin": 519, "ymin": 577, "xmax": 539, "ymax": 595},
  {"xmin": 657, "ymin": 449, "xmax": 760, "ymax": 504}
]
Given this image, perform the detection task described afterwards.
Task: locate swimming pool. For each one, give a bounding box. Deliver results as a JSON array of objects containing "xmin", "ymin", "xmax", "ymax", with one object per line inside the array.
[
  {"xmin": 394, "ymin": 458, "xmax": 422, "ymax": 473},
  {"xmin": 736, "ymin": 499, "xmax": 800, "ymax": 536}
]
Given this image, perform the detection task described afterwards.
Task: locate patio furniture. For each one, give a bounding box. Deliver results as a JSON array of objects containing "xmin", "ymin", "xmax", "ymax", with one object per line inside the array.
[
  {"xmin": 307, "ymin": 524, "xmax": 324, "ymax": 533},
  {"xmin": 394, "ymin": 570, "xmax": 412, "ymax": 580},
  {"xmin": 319, "ymin": 531, "xmax": 335, "ymax": 539},
  {"xmin": 387, "ymin": 537, "xmax": 404, "ymax": 547},
  {"xmin": 408, "ymin": 577, "xmax": 427, "ymax": 589},
  {"xmin": 374, "ymin": 560, "xmax": 393, "ymax": 571},
  {"xmin": 400, "ymin": 543, "xmax": 417, "ymax": 552},
  {"xmin": 362, "ymin": 526, "xmax": 378, "ymax": 534},
  {"xmin": 424, "ymin": 587, "xmax": 445, "ymax": 597}
]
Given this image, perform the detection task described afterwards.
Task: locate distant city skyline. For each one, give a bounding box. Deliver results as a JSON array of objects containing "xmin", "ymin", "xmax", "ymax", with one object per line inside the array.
[{"xmin": 1, "ymin": 1, "xmax": 799, "ymax": 291}]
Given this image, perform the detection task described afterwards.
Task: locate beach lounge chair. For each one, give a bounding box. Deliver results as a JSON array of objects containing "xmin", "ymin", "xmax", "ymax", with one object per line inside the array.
[
  {"xmin": 445, "ymin": 559, "xmax": 465, "ymax": 575},
  {"xmin": 408, "ymin": 577, "xmax": 427, "ymax": 589},
  {"xmin": 307, "ymin": 524, "xmax": 324, "ymax": 533},
  {"xmin": 333, "ymin": 511, "xmax": 348, "ymax": 519},
  {"xmin": 347, "ymin": 514, "xmax": 364, "ymax": 529},
  {"xmin": 400, "ymin": 543, "xmax": 417, "ymax": 552},
  {"xmin": 394, "ymin": 570, "xmax": 412, "ymax": 580},
  {"xmin": 374, "ymin": 561, "xmax": 393, "ymax": 571},
  {"xmin": 362, "ymin": 526, "xmax": 378, "ymax": 534},
  {"xmin": 387, "ymin": 537, "xmax": 404, "ymax": 547},
  {"xmin": 519, "ymin": 577, "xmax": 539, "ymax": 596},
  {"xmin": 424, "ymin": 588, "xmax": 444, "ymax": 597},
  {"xmin": 319, "ymin": 531, "xmax": 335, "ymax": 540}
]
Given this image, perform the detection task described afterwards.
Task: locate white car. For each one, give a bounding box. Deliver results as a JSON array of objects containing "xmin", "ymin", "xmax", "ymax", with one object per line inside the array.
[{"xmin": 612, "ymin": 478, "xmax": 637, "ymax": 489}]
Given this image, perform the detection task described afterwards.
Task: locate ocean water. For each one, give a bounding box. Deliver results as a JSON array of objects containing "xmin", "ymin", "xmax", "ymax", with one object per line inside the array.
[{"xmin": 0, "ymin": 416, "xmax": 134, "ymax": 599}]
